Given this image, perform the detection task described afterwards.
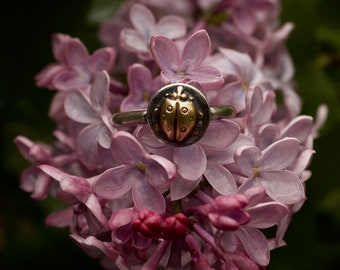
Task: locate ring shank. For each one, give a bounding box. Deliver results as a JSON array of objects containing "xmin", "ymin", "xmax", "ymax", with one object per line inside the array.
[
  {"xmin": 112, "ymin": 110, "xmax": 147, "ymax": 125},
  {"xmin": 210, "ymin": 105, "xmax": 236, "ymax": 120}
]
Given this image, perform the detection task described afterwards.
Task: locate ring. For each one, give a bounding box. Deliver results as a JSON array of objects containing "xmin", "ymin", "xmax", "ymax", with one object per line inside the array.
[{"xmin": 112, "ymin": 83, "xmax": 236, "ymax": 146}]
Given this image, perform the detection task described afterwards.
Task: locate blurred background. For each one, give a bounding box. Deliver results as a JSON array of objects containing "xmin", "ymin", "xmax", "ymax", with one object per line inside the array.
[{"xmin": 1, "ymin": 0, "xmax": 339, "ymax": 269}]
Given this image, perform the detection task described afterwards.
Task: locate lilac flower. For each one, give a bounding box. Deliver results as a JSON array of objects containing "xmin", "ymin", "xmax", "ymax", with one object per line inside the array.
[
  {"xmin": 189, "ymin": 193, "xmax": 251, "ymax": 231},
  {"xmin": 221, "ymin": 0, "xmax": 277, "ymax": 35},
  {"xmin": 219, "ymin": 185, "xmax": 288, "ymax": 267},
  {"xmin": 257, "ymin": 114, "xmax": 314, "ymax": 150},
  {"xmin": 120, "ymin": 63, "xmax": 162, "ymax": 112},
  {"xmin": 64, "ymin": 71, "xmax": 115, "ymax": 170},
  {"xmin": 35, "ymin": 33, "xmax": 116, "ymax": 91},
  {"xmin": 120, "ymin": 3, "xmax": 187, "ymax": 60},
  {"xmin": 234, "ymin": 137, "xmax": 305, "ymax": 204},
  {"xmin": 243, "ymin": 85, "xmax": 277, "ymax": 133},
  {"xmin": 172, "ymin": 120, "xmax": 240, "ymax": 199},
  {"xmin": 150, "ymin": 29, "xmax": 224, "ymax": 90},
  {"xmin": 14, "ymin": 1, "xmax": 325, "ymax": 269},
  {"xmin": 38, "ymin": 165, "xmax": 108, "ymax": 233},
  {"xmin": 93, "ymin": 131, "xmax": 177, "ymax": 213},
  {"xmin": 213, "ymin": 48, "xmax": 264, "ymax": 111},
  {"xmin": 14, "ymin": 135, "xmax": 77, "ymax": 200}
]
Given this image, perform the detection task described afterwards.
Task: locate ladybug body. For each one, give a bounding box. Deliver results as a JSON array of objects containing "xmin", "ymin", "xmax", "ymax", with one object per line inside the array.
[
  {"xmin": 158, "ymin": 87, "xmax": 197, "ymax": 142},
  {"xmin": 147, "ymin": 84, "xmax": 210, "ymax": 146}
]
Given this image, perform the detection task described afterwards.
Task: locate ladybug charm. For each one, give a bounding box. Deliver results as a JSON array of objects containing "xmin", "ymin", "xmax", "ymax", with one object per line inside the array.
[{"xmin": 147, "ymin": 83, "xmax": 210, "ymax": 146}]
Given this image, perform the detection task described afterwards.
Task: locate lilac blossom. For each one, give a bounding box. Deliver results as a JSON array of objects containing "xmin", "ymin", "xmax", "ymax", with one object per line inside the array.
[
  {"xmin": 64, "ymin": 71, "xmax": 115, "ymax": 170},
  {"xmin": 218, "ymin": 185, "xmax": 288, "ymax": 266},
  {"xmin": 35, "ymin": 33, "xmax": 116, "ymax": 92},
  {"xmin": 213, "ymin": 48, "xmax": 264, "ymax": 111},
  {"xmin": 171, "ymin": 119, "xmax": 240, "ymax": 200},
  {"xmin": 234, "ymin": 137, "xmax": 305, "ymax": 204},
  {"xmin": 14, "ymin": 1, "xmax": 326, "ymax": 269},
  {"xmin": 93, "ymin": 131, "xmax": 177, "ymax": 213},
  {"xmin": 150, "ymin": 29, "xmax": 224, "ymax": 90},
  {"xmin": 120, "ymin": 3, "xmax": 187, "ymax": 60},
  {"xmin": 120, "ymin": 63, "xmax": 162, "ymax": 111},
  {"xmin": 217, "ymin": 0, "xmax": 278, "ymax": 35},
  {"xmin": 14, "ymin": 135, "xmax": 77, "ymax": 200},
  {"xmin": 38, "ymin": 164, "xmax": 108, "ymax": 233}
]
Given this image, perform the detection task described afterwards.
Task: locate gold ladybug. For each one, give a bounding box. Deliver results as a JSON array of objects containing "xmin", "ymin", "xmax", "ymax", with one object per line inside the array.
[
  {"xmin": 147, "ymin": 84, "xmax": 210, "ymax": 146},
  {"xmin": 158, "ymin": 85, "xmax": 199, "ymax": 142}
]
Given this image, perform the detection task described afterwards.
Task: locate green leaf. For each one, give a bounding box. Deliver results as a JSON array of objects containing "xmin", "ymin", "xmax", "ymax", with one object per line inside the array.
[{"xmin": 87, "ymin": 0, "xmax": 125, "ymax": 25}]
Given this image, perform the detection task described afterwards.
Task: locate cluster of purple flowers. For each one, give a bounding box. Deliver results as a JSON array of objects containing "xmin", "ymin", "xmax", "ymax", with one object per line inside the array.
[{"xmin": 15, "ymin": 0, "xmax": 327, "ymax": 269}]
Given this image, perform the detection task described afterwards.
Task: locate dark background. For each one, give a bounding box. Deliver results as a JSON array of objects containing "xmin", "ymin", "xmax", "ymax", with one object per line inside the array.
[{"xmin": 1, "ymin": 0, "xmax": 340, "ymax": 269}]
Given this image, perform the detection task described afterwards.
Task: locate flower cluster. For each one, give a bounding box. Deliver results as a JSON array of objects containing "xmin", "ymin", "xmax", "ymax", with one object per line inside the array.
[{"xmin": 15, "ymin": 0, "xmax": 327, "ymax": 269}]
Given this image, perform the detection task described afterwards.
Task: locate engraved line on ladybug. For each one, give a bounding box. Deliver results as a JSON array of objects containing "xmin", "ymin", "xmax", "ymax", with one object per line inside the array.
[{"xmin": 154, "ymin": 85, "xmax": 203, "ymax": 143}]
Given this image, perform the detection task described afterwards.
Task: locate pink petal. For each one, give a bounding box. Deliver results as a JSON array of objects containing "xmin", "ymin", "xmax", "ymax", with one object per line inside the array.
[
  {"xmin": 216, "ymin": 134, "xmax": 254, "ymax": 165},
  {"xmin": 256, "ymin": 124, "xmax": 279, "ymax": 149},
  {"xmin": 182, "ymin": 30, "xmax": 211, "ymax": 69},
  {"xmin": 146, "ymin": 155, "xmax": 177, "ymax": 189},
  {"xmin": 234, "ymin": 146, "xmax": 262, "ymax": 176},
  {"xmin": 108, "ymin": 207, "xmax": 134, "ymax": 230},
  {"xmin": 204, "ymin": 163, "xmax": 237, "ymax": 194},
  {"xmin": 129, "ymin": 4, "xmax": 155, "ymax": 37},
  {"xmin": 258, "ymin": 137, "xmax": 299, "ymax": 170},
  {"xmin": 76, "ymin": 124, "xmax": 101, "ymax": 170},
  {"xmin": 52, "ymin": 33, "xmax": 72, "ymax": 64},
  {"xmin": 90, "ymin": 47, "xmax": 116, "ymax": 74},
  {"xmin": 64, "ymin": 90, "xmax": 97, "ymax": 123},
  {"xmin": 71, "ymin": 235, "xmax": 107, "ymax": 259},
  {"xmin": 14, "ymin": 136, "xmax": 34, "ymax": 161},
  {"xmin": 66, "ymin": 38, "xmax": 89, "ymax": 68},
  {"xmin": 45, "ymin": 208, "xmax": 73, "ymax": 228},
  {"xmin": 185, "ymin": 66, "xmax": 224, "ymax": 90},
  {"xmin": 39, "ymin": 165, "xmax": 92, "ymax": 204},
  {"xmin": 157, "ymin": 15, "xmax": 187, "ymax": 39},
  {"xmin": 292, "ymin": 149, "xmax": 315, "ymax": 177},
  {"xmin": 249, "ymin": 86, "xmax": 276, "ymax": 126},
  {"xmin": 280, "ymin": 116, "xmax": 313, "ymax": 143},
  {"xmin": 170, "ymin": 175, "xmax": 201, "ymax": 201},
  {"xmin": 111, "ymin": 131, "xmax": 145, "ymax": 164},
  {"xmin": 174, "ymin": 144, "xmax": 207, "ymax": 180},
  {"xmin": 97, "ymin": 125, "xmax": 112, "ymax": 149},
  {"xmin": 39, "ymin": 164, "xmax": 72, "ymax": 182},
  {"xmin": 232, "ymin": 7, "xmax": 256, "ymax": 35},
  {"xmin": 218, "ymin": 231, "xmax": 238, "ymax": 253},
  {"xmin": 132, "ymin": 181, "xmax": 165, "ymax": 213},
  {"xmin": 31, "ymin": 172, "xmax": 52, "ymax": 200},
  {"xmin": 53, "ymin": 69, "xmax": 90, "ymax": 91},
  {"xmin": 35, "ymin": 64, "xmax": 64, "ymax": 89},
  {"xmin": 120, "ymin": 29, "xmax": 149, "ymax": 53},
  {"xmin": 248, "ymin": 202, "xmax": 288, "ymax": 228},
  {"xmin": 219, "ymin": 48, "xmax": 253, "ymax": 78},
  {"xmin": 258, "ymin": 170, "xmax": 305, "ymax": 204},
  {"xmin": 90, "ymin": 71, "xmax": 110, "ymax": 113},
  {"xmin": 200, "ymin": 120, "xmax": 240, "ymax": 149},
  {"xmin": 85, "ymin": 193, "xmax": 108, "ymax": 227},
  {"xmin": 93, "ymin": 166, "xmax": 135, "ymax": 200},
  {"xmin": 150, "ymin": 35, "xmax": 181, "ymax": 71},
  {"xmin": 127, "ymin": 63, "xmax": 153, "ymax": 95},
  {"xmin": 237, "ymin": 227, "xmax": 270, "ymax": 266}
]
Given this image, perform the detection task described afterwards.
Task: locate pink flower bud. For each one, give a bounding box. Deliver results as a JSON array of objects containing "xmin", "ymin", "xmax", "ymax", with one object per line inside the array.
[
  {"xmin": 162, "ymin": 213, "xmax": 189, "ymax": 240},
  {"xmin": 208, "ymin": 194, "xmax": 250, "ymax": 231},
  {"xmin": 132, "ymin": 209, "xmax": 162, "ymax": 239}
]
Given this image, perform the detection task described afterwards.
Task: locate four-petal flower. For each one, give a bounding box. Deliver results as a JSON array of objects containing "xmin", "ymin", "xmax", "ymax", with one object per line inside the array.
[{"xmin": 93, "ymin": 131, "xmax": 177, "ymax": 213}]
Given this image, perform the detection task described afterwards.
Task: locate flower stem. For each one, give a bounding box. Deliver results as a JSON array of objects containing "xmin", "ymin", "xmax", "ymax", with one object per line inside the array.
[{"xmin": 141, "ymin": 240, "xmax": 170, "ymax": 270}]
